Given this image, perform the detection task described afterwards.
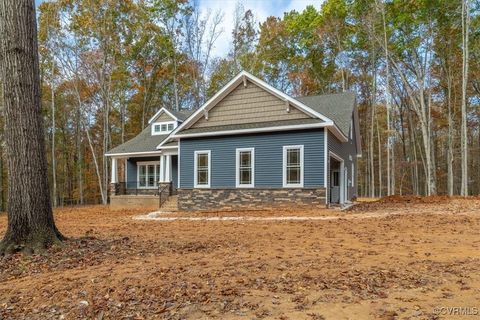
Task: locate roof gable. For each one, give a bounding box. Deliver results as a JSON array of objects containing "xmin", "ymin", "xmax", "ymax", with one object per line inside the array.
[
  {"xmin": 148, "ymin": 107, "xmax": 194, "ymax": 124},
  {"xmin": 175, "ymin": 71, "xmax": 335, "ymax": 133},
  {"xmin": 190, "ymin": 79, "xmax": 312, "ymax": 130},
  {"xmin": 153, "ymin": 111, "xmax": 176, "ymax": 123}
]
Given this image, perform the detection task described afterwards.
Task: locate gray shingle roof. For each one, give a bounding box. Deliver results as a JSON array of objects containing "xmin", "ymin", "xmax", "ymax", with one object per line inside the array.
[
  {"xmin": 177, "ymin": 118, "xmax": 323, "ymax": 135},
  {"xmin": 106, "ymin": 125, "xmax": 169, "ymax": 155},
  {"xmin": 169, "ymin": 108, "xmax": 195, "ymax": 121},
  {"xmin": 106, "ymin": 93, "xmax": 355, "ymax": 155},
  {"xmin": 296, "ymin": 92, "xmax": 355, "ymax": 137},
  {"xmin": 107, "ymin": 108, "xmax": 195, "ymax": 155}
]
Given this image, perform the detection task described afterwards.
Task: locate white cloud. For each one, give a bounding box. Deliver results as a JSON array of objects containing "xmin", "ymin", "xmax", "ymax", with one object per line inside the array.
[{"xmin": 198, "ymin": 0, "xmax": 323, "ymax": 58}]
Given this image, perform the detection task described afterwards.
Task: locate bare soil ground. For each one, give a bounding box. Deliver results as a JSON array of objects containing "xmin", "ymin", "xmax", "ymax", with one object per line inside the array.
[{"xmin": 0, "ymin": 198, "xmax": 479, "ymax": 320}]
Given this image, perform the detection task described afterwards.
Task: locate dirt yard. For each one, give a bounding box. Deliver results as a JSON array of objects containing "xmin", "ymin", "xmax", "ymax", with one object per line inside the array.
[{"xmin": 1, "ymin": 197, "xmax": 480, "ymax": 319}]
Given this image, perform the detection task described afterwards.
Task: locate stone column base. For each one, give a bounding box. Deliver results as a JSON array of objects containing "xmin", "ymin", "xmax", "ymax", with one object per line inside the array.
[{"xmin": 110, "ymin": 183, "xmax": 120, "ymax": 196}]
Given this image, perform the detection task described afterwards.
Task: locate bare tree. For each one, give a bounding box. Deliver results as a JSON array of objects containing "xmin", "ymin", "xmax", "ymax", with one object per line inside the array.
[{"xmin": 183, "ymin": 2, "xmax": 223, "ymax": 108}]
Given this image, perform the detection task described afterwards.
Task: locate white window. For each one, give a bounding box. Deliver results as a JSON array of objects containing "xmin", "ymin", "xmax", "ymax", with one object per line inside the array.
[
  {"xmin": 236, "ymin": 148, "xmax": 254, "ymax": 188},
  {"xmin": 152, "ymin": 121, "xmax": 177, "ymax": 135},
  {"xmin": 194, "ymin": 150, "xmax": 211, "ymax": 188},
  {"xmin": 283, "ymin": 145, "xmax": 304, "ymax": 187},
  {"xmin": 137, "ymin": 161, "xmax": 160, "ymax": 188}
]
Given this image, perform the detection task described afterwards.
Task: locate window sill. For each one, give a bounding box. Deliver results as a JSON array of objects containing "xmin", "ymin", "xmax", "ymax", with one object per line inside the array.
[
  {"xmin": 236, "ymin": 184, "xmax": 255, "ymax": 188},
  {"xmin": 283, "ymin": 184, "xmax": 304, "ymax": 188},
  {"xmin": 194, "ymin": 185, "xmax": 211, "ymax": 189}
]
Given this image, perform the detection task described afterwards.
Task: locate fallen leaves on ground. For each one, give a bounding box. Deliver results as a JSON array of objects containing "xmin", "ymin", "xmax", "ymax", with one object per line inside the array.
[{"xmin": 0, "ymin": 201, "xmax": 479, "ymax": 319}]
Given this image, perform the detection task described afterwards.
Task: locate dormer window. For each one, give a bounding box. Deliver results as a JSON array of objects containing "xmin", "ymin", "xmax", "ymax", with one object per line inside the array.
[{"xmin": 152, "ymin": 121, "xmax": 177, "ymax": 135}]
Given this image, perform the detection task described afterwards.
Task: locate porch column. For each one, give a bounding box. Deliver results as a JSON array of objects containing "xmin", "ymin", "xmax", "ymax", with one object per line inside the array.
[
  {"xmin": 165, "ymin": 155, "xmax": 172, "ymax": 182},
  {"xmin": 159, "ymin": 155, "xmax": 165, "ymax": 183},
  {"xmin": 111, "ymin": 157, "xmax": 118, "ymax": 184}
]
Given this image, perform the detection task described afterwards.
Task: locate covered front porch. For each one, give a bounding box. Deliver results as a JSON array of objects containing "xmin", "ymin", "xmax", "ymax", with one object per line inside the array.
[{"xmin": 109, "ymin": 150, "xmax": 178, "ymax": 209}]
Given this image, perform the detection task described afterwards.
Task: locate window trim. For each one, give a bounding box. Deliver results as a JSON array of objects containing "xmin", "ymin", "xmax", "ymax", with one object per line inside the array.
[
  {"xmin": 194, "ymin": 150, "xmax": 211, "ymax": 188},
  {"xmin": 152, "ymin": 121, "xmax": 177, "ymax": 135},
  {"xmin": 283, "ymin": 145, "xmax": 304, "ymax": 188},
  {"xmin": 351, "ymin": 162, "xmax": 355, "ymax": 186},
  {"xmin": 235, "ymin": 148, "xmax": 255, "ymax": 188},
  {"xmin": 136, "ymin": 161, "xmax": 160, "ymax": 189}
]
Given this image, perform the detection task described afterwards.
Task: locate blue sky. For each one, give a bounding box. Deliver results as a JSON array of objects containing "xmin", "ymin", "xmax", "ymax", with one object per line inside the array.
[
  {"xmin": 200, "ymin": 0, "xmax": 322, "ymax": 57},
  {"xmin": 36, "ymin": 0, "xmax": 322, "ymax": 57}
]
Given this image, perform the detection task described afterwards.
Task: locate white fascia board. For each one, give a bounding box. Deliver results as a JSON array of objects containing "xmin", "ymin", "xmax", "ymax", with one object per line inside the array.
[
  {"xmin": 147, "ymin": 107, "xmax": 179, "ymax": 125},
  {"xmin": 155, "ymin": 134, "xmax": 178, "ymax": 149},
  {"xmin": 328, "ymin": 125, "xmax": 348, "ymax": 143},
  {"xmin": 173, "ymin": 122, "xmax": 333, "ymax": 139},
  {"xmin": 105, "ymin": 151, "xmax": 163, "ymax": 157}
]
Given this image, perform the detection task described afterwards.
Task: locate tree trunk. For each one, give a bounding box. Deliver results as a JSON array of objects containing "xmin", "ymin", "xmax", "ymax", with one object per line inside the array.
[
  {"xmin": 460, "ymin": 0, "xmax": 469, "ymax": 196},
  {"xmin": 378, "ymin": 0, "xmax": 393, "ymax": 196},
  {"xmin": 446, "ymin": 71, "xmax": 454, "ymax": 196},
  {"xmin": 0, "ymin": 0, "xmax": 64, "ymax": 255},
  {"xmin": 376, "ymin": 117, "xmax": 383, "ymax": 198},
  {"xmin": 369, "ymin": 49, "xmax": 377, "ymax": 198},
  {"xmin": 51, "ymin": 64, "xmax": 57, "ymax": 207}
]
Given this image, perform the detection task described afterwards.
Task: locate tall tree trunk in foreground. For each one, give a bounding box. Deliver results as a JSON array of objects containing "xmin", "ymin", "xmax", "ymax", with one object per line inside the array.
[{"xmin": 0, "ymin": 0, "xmax": 64, "ymax": 255}]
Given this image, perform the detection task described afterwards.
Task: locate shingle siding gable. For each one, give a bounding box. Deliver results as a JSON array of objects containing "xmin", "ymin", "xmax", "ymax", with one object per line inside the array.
[
  {"xmin": 153, "ymin": 111, "xmax": 176, "ymax": 123},
  {"xmin": 191, "ymin": 80, "xmax": 312, "ymax": 129}
]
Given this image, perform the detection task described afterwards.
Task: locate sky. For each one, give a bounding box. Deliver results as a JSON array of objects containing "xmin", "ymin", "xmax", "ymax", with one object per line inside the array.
[
  {"xmin": 35, "ymin": 0, "xmax": 323, "ymax": 57},
  {"xmin": 199, "ymin": 0, "xmax": 322, "ymax": 57}
]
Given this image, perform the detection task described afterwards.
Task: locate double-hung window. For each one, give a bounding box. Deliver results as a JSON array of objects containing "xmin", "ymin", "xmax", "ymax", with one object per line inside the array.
[
  {"xmin": 194, "ymin": 150, "xmax": 211, "ymax": 188},
  {"xmin": 138, "ymin": 162, "xmax": 160, "ymax": 188},
  {"xmin": 283, "ymin": 145, "xmax": 304, "ymax": 187},
  {"xmin": 236, "ymin": 148, "xmax": 254, "ymax": 188}
]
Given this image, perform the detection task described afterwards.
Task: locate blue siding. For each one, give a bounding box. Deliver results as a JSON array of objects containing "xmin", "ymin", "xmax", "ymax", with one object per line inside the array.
[
  {"xmin": 179, "ymin": 129, "xmax": 325, "ymax": 189},
  {"xmin": 327, "ymin": 125, "xmax": 357, "ymax": 201},
  {"xmin": 171, "ymin": 155, "xmax": 178, "ymax": 189}
]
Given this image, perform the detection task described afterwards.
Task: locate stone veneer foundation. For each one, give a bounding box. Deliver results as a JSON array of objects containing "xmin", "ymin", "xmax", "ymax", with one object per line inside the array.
[{"xmin": 178, "ymin": 188, "xmax": 326, "ymax": 211}]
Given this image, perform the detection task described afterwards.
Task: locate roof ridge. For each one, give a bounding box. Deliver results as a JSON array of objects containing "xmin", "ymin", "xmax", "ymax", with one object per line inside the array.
[{"xmin": 297, "ymin": 91, "xmax": 355, "ymax": 99}]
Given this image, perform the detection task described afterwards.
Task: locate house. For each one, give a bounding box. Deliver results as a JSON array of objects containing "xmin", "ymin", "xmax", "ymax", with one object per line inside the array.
[{"xmin": 105, "ymin": 71, "xmax": 361, "ymax": 211}]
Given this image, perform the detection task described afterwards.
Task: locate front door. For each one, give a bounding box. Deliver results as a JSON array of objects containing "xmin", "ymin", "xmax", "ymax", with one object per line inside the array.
[{"xmin": 330, "ymin": 170, "xmax": 340, "ymax": 203}]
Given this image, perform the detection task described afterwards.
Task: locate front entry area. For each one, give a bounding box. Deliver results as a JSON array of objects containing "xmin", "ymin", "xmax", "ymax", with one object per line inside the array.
[
  {"xmin": 109, "ymin": 153, "xmax": 179, "ymax": 209},
  {"xmin": 329, "ymin": 152, "xmax": 344, "ymax": 205}
]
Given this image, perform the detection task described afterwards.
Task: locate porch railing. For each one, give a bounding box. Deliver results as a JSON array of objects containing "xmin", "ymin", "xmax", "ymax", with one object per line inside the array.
[
  {"xmin": 115, "ymin": 182, "xmax": 160, "ymax": 196},
  {"xmin": 113, "ymin": 181, "xmax": 173, "ymax": 208}
]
